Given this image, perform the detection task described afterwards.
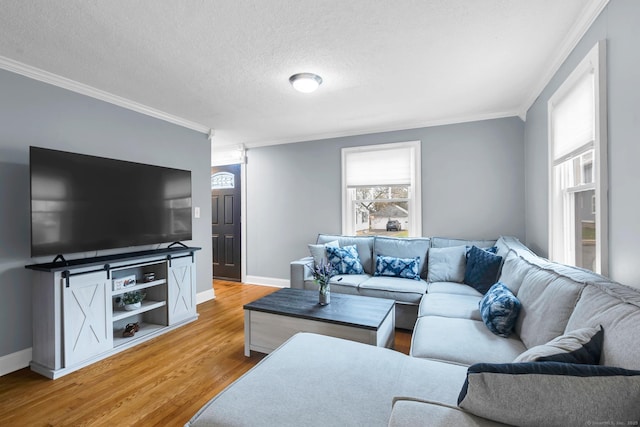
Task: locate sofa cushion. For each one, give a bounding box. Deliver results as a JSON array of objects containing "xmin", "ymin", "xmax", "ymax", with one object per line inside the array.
[
  {"xmin": 326, "ymin": 245, "xmax": 364, "ymax": 275},
  {"xmin": 565, "ymin": 282, "xmax": 640, "ymax": 370},
  {"xmin": 426, "ymin": 282, "xmax": 483, "ymax": 297},
  {"xmin": 307, "ymin": 240, "xmax": 339, "ymax": 267},
  {"xmin": 358, "ymin": 276, "xmax": 427, "ymax": 304},
  {"xmin": 479, "ymin": 283, "xmax": 521, "ymax": 338},
  {"xmin": 374, "ymin": 255, "xmax": 420, "ymax": 280},
  {"xmin": 514, "ymin": 264, "xmax": 585, "ymax": 349},
  {"xmin": 494, "ymin": 235, "xmax": 535, "ymax": 261},
  {"xmin": 458, "ymin": 361, "xmax": 640, "ymax": 427},
  {"xmin": 464, "ymin": 246, "xmax": 503, "ymax": 294},
  {"xmin": 373, "ymin": 236, "xmax": 430, "ymax": 278},
  {"xmin": 495, "ymin": 250, "xmax": 532, "ymax": 295},
  {"xmin": 410, "ymin": 316, "xmax": 526, "ymax": 365},
  {"xmin": 317, "ymin": 234, "xmax": 375, "ymax": 274},
  {"xmin": 329, "ymin": 274, "xmax": 370, "ymax": 295},
  {"xmin": 427, "ymin": 246, "xmax": 466, "ymax": 283},
  {"xmin": 514, "ymin": 326, "xmax": 604, "ymax": 364},
  {"xmin": 431, "ymin": 237, "xmax": 496, "ymax": 249},
  {"xmin": 418, "ymin": 293, "xmax": 482, "ymax": 320}
]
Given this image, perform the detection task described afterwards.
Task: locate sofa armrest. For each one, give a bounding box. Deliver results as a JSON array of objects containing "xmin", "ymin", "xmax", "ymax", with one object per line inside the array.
[
  {"xmin": 388, "ymin": 397, "xmax": 509, "ymax": 427},
  {"xmin": 290, "ymin": 257, "xmax": 314, "ymax": 289}
]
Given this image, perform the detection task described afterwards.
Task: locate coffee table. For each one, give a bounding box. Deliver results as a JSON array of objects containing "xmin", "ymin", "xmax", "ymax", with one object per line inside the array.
[{"xmin": 244, "ymin": 288, "xmax": 395, "ymax": 356}]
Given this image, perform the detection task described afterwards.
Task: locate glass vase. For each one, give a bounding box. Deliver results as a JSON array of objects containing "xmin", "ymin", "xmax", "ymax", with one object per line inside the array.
[{"xmin": 318, "ymin": 281, "xmax": 330, "ymax": 305}]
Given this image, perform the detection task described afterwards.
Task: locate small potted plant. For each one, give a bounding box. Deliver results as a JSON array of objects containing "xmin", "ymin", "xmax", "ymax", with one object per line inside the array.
[{"xmin": 122, "ymin": 291, "xmax": 146, "ymax": 311}]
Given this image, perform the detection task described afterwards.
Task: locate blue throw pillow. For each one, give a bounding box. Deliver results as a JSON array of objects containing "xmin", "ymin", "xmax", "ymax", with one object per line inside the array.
[
  {"xmin": 326, "ymin": 245, "xmax": 364, "ymax": 275},
  {"xmin": 458, "ymin": 361, "xmax": 640, "ymax": 426},
  {"xmin": 464, "ymin": 245, "xmax": 503, "ymax": 294},
  {"xmin": 479, "ymin": 282, "xmax": 521, "ymax": 337},
  {"xmin": 465, "ymin": 245, "xmax": 497, "ymax": 259},
  {"xmin": 374, "ymin": 255, "xmax": 421, "ymax": 280}
]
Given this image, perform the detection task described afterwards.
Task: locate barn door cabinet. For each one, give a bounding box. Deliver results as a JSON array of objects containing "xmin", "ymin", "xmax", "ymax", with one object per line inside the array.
[{"xmin": 27, "ymin": 247, "xmax": 200, "ymax": 379}]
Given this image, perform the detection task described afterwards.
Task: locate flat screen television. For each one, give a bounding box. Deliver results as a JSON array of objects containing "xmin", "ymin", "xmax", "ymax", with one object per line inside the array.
[{"xmin": 30, "ymin": 146, "xmax": 192, "ymax": 258}]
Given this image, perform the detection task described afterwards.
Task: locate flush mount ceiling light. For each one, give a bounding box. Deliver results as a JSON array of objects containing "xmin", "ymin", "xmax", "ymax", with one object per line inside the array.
[{"xmin": 289, "ymin": 72, "xmax": 323, "ymax": 93}]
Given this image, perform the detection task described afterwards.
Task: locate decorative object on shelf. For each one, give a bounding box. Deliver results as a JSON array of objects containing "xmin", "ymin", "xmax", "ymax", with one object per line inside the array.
[
  {"xmin": 112, "ymin": 274, "xmax": 136, "ymax": 291},
  {"xmin": 122, "ymin": 291, "xmax": 146, "ymax": 311},
  {"xmin": 308, "ymin": 260, "xmax": 341, "ymax": 305},
  {"xmin": 143, "ymin": 272, "xmax": 155, "ymax": 282},
  {"xmin": 122, "ymin": 322, "xmax": 139, "ymax": 338}
]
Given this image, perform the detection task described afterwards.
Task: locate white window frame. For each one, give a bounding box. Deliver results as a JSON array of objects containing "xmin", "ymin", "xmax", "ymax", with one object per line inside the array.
[
  {"xmin": 341, "ymin": 141, "xmax": 422, "ymax": 237},
  {"xmin": 548, "ymin": 40, "xmax": 608, "ymax": 275}
]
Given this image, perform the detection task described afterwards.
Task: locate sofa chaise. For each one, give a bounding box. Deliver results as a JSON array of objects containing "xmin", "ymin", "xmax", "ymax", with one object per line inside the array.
[{"xmin": 187, "ymin": 235, "xmax": 640, "ymax": 426}]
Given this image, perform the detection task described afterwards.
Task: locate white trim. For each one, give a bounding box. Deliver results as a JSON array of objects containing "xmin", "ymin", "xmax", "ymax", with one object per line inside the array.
[
  {"xmin": 594, "ymin": 40, "xmax": 608, "ymax": 277},
  {"xmin": 0, "ymin": 347, "xmax": 32, "ymax": 377},
  {"xmin": 211, "ymin": 144, "xmax": 246, "ymax": 167},
  {"xmin": 241, "ymin": 162, "xmax": 248, "ymax": 283},
  {"xmin": 243, "ymin": 276, "xmax": 289, "ymax": 288},
  {"xmin": 548, "ymin": 40, "xmax": 607, "ymax": 275},
  {"xmin": 519, "ymin": 0, "xmax": 610, "ymax": 118},
  {"xmin": 196, "ymin": 288, "xmax": 216, "ymax": 304},
  {"xmin": 341, "ymin": 141, "xmax": 422, "ymax": 237},
  {"xmin": 0, "ymin": 55, "xmax": 211, "ymax": 135}
]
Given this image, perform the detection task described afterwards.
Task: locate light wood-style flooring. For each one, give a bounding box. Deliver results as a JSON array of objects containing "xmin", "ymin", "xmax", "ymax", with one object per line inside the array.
[{"xmin": 0, "ymin": 281, "xmax": 412, "ymax": 426}]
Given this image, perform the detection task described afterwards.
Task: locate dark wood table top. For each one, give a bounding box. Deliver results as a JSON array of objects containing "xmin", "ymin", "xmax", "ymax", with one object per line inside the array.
[{"xmin": 244, "ymin": 288, "xmax": 394, "ymax": 330}]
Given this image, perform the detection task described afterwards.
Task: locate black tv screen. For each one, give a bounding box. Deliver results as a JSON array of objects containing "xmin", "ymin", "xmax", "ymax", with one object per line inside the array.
[{"xmin": 30, "ymin": 147, "xmax": 192, "ymax": 257}]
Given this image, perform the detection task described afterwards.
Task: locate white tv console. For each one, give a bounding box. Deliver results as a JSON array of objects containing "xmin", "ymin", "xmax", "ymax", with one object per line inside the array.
[{"xmin": 26, "ymin": 246, "xmax": 200, "ymax": 379}]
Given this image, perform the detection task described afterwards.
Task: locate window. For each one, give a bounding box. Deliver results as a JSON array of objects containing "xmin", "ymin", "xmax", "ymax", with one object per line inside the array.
[
  {"xmin": 548, "ymin": 41, "xmax": 607, "ymax": 274},
  {"xmin": 342, "ymin": 141, "xmax": 421, "ymax": 237}
]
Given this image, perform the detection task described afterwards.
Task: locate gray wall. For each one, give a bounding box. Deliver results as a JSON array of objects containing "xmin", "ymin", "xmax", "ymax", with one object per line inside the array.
[
  {"xmin": 0, "ymin": 69, "xmax": 212, "ymax": 359},
  {"xmin": 524, "ymin": 0, "xmax": 640, "ymax": 287},
  {"xmin": 247, "ymin": 117, "xmax": 525, "ymax": 280}
]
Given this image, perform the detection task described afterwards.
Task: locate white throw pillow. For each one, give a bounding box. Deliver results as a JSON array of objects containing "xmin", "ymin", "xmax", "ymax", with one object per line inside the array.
[
  {"xmin": 426, "ymin": 246, "xmax": 466, "ymax": 283},
  {"xmin": 308, "ymin": 240, "xmax": 339, "ymax": 267}
]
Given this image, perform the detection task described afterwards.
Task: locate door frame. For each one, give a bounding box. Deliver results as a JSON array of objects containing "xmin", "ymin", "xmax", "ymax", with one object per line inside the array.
[{"xmin": 212, "ymin": 149, "xmax": 247, "ymax": 283}]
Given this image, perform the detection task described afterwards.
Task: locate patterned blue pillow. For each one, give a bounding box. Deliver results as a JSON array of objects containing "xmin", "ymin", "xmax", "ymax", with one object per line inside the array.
[
  {"xmin": 326, "ymin": 245, "xmax": 364, "ymax": 275},
  {"xmin": 479, "ymin": 282, "xmax": 521, "ymax": 337},
  {"xmin": 464, "ymin": 245, "xmax": 503, "ymax": 294},
  {"xmin": 374, "ymin": 255, "xmax": 421, "ymax": 280}
]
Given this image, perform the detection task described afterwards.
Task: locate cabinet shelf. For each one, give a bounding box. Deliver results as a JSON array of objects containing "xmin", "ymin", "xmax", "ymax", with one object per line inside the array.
[
  {"xmin": 113, "ymin": 322, "xmax": 165, "ymax": 347},
  {"xmin": 112, "ymin": 279, "xmax": 166, "ymax": 296},
  {"xmin": 112, "ymin": 300, "xmax": 166, "ymax": 322}
]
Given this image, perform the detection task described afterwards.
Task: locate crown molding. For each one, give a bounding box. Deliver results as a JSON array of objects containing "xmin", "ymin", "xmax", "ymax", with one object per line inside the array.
[
  {"xmin": 240, "ymin": 109, "xmax": 521, "ymax": 149},
  {"xmin": 517, "ymin": 0, "xmax": 610, "ymax": 119},
  {"xmin": 0, "ymin": 55, "xmax": 211, "ymax": 135}
]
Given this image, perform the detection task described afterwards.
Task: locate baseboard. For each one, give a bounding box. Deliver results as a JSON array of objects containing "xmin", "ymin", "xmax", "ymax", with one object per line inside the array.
[
  {"xmin": 196, "ymin": 288, "xmax": 216, "ymax": 304},
  {"xmin": 244, "ymin": 275, "xmax": 289, "ymax": 288},
  {"xmin": 0, "ymin": 347, "xmax": 32, "ymax": 377}
]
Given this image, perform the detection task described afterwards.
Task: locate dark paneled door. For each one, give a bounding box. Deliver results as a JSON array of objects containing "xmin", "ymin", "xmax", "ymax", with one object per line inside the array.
[{"xmin": 211, "ymin": 164, "xmax": 241, "ymax": 281}]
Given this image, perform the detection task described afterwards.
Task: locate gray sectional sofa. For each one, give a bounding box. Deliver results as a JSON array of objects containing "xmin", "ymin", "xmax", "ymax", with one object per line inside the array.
[
  {"xmin": 187, "ymin": 235, "xmax": 640, "ymax": 426},
  {"xmin": 291, "ymin": 234, "xmax": 497, "ymax": 329}
]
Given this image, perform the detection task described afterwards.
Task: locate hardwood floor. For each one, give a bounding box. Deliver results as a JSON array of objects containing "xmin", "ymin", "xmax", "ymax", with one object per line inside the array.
[{"xmin": 0, "ymin": 281, "xmax": 412, "ymax": 426}]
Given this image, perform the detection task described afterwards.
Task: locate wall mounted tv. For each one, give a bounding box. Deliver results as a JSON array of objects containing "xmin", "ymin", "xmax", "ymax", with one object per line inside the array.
[{"xmin": 30, "ymin": 146, "xmax": 192, "ymax": 258}]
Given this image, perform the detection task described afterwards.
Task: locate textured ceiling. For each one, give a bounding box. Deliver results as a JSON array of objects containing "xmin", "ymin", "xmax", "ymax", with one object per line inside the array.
[{"xmin": 0, "ymin": 1, "xmax": 606, "ymax": 148}]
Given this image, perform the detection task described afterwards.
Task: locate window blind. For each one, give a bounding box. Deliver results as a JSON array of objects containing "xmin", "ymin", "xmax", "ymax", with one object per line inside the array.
[
  {"xmin": 345, "ymin": 147, "xmax": 412, "ymax": 186},
  {"xmin": 552, "ymin": 70, "xmax": 595, "ymax": 161}
]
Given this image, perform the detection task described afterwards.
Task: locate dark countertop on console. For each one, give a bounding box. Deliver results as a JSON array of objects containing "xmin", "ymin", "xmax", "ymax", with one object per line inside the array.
[{"xmin": 25, "ymin": 246, "xmax": 201, "ymax": 272}]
